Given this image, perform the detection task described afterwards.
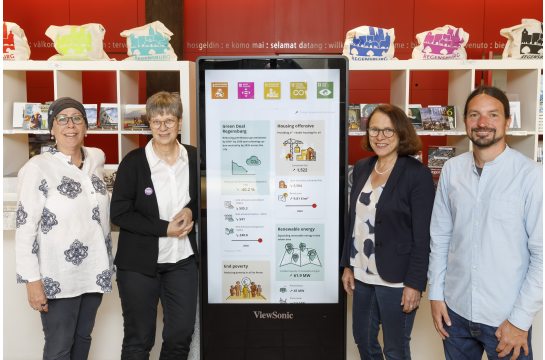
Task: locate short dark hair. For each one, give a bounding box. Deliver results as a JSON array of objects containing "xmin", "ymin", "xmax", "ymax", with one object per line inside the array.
[
  {"xmin": 464, "ymin": 86, "xmax": 510, "ymax": 120},
  {"xmin": 362, "ymin": 104, "xmax": 422, "ymax": 156}
]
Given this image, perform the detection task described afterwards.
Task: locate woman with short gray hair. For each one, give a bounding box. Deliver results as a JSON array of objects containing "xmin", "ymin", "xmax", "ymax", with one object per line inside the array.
[{"xmin": 111, "ymin": 91, "xmax": 199, "ymax": 359}]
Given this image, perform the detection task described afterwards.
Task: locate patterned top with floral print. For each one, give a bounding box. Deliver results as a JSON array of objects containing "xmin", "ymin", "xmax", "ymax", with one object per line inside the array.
[
  {"xmin": 350, "ymin": 177, "xmax": 404, "ymax": 288},
  {"xmin": 15, "ymin": 146, "xmax": 115, "ymax": 299}
]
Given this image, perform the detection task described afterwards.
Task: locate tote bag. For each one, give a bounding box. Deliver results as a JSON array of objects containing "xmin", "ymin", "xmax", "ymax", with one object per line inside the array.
[
  {"xmin": 343, "ymin": 26, "xmax": 395, "ymax": 61},
  {"xmin": 120, "ymin": 21, "xmax": 177, "ymax": 61},
  {"xmin": 500, "ymin": 19, "xmax": 543, "ymax": 59},
  {"xmin": 3, "ymin": 22, "xmax": 31, "ymax": 60},
  {"xmin": 45, "ymin": 23, "xmax": 111, "ymax": 61},
  {"xmin": 412, "ymin": 25, "xmax": 469, "ymax": 60}
]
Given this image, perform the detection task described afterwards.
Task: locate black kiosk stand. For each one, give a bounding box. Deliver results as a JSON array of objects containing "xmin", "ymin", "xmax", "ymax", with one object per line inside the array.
[{"xmin": 197, "ymin": 56, "xmax": 348, "ymax": 360}]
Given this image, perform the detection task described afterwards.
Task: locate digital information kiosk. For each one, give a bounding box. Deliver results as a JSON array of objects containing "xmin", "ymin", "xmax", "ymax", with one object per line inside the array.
[{"xmin": 197, "ymin": 56, "xmax": 348, "ymax": 358}]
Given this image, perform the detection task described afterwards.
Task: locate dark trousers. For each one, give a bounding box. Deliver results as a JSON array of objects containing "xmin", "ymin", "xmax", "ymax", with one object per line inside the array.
[
  {"xmin": 443, "ymin": 306, "xmax": 533, "ymax": 360},
  {"xmin": 352, "ymin": 280, "xmax": 417, "ymax": 360},
  {"xmin": 40, "ymin": 293, "xmax": 103, "ymax": 360},
  {"xmin": 117, "ymin": 256, "xmax": 198, "ymax": 360}
]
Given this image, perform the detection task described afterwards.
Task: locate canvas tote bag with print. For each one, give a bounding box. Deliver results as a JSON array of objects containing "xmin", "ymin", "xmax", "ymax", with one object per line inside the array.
[
  {"xmin": 120, "ymin": 21, "xmax": 177, "ymax": 61},
  {"xmin": 412, "ymin": 25, "xmax": 469, "ymax": 60},
  {"xmin": 500, "ymin": 19, "xmax": 543, "ymax": 59},
  {"xmin": 3, "ymin": 22, "xmax": 31, "ymax": 60},
  {"xmin": 45, "ymin": 23, "xmax": 111, "ymax": 61},
  {"xmin": 343, "ymin": 26, "xmax": 396, "ymax": 61}
]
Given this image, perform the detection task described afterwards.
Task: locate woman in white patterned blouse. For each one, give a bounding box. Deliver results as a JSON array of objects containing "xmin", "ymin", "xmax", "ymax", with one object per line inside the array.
[{"xmin": 15, "ymin": 97, "xmax": 114, "ymax": 360}]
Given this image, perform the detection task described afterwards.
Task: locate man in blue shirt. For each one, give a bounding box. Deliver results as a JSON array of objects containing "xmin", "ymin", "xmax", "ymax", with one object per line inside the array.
[{"xmin": 428, "ymin": 86, "xmax": 542, "ymax": 360}]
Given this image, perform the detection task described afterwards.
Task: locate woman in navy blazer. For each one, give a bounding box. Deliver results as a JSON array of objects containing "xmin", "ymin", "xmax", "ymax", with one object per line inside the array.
[{"xmin": 340, "ymin": 104, "xmax": 435, "ymax": 359}]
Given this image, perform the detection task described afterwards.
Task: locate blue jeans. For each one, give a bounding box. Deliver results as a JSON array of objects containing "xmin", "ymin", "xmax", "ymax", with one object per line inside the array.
[
  {"xmin": 443, "ymin": 306, "xmax": 533, "ymax": 360},
  {"xmin": 352, "ymin": 280, "xmax": 417, "ymax": 360}
]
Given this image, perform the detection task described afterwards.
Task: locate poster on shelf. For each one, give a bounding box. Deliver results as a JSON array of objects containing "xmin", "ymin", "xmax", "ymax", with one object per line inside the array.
[
  {"xmin": 412, "ymin": 25, "xmax": 469, "ymax": 60},
  {"xmin": 500, "ymin": 19, "xmax": 543, "ymax": 60},
  {"xmin": 360, "ymin": 104, "xmax": 381, "ymax": 131},
  {"xmin": 124, "ymin": 105, "xmax": 149, "ymax": 130},
  {"xmin": 104, "ymin": 164, "xmax": 118, "ymax": 195},
  {"xmin": 3, "ymin": 22, "xmax": 31, "ymax": 61},
  {"xmin": 120, "ymin": 21, "xmax": 177, "ymax": 61},
  {"xmin": 41, "ymin": 105, "xmax": 50, "ymax": 130},
  {"xmin": 84, "ymin": 104, "xmax": 98, "ymax": 129},
  {"xmin": 12, "ymin": 102, "xmax": 25, "ymax": 128},
  {"xmin": 408, "ymin": 107, "xmax": 423, "ymax": 129},
  {"xmin": 509, "ymin": 101, "xmax": 521, "ymax": 129},
  {"xmin": 428, "ymin": 146, "xmax": 455, "ymax": 191},
  {"xmin": 348, "ymin": 104, "xmax": 361, "ymax": 132},
  {"xmin": 343, "ymin": 26, "xmax": 396, "ymax": 61},
  {"xmin": 24, "ymin": 103, "xmax": 42, "ymax": 130},
  {"xmin": 45, "ymin": 24, "xmax": 111, "ymax": 61},
  {"xmin": 98, "ymin": 104, "xmax": 119, "ymax": 129}
]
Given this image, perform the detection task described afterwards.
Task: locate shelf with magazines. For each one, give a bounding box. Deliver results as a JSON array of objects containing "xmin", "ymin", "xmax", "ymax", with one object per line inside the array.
[
  {"xmin": 348, "ymin": 59, "xmax": 543, "ymax": 161},
  {"xmin": 2, "ymin": 61, "xmax": 197, "ymax": 178}
]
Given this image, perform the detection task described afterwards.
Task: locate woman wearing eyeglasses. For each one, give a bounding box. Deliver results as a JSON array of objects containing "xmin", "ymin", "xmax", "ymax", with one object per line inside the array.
[
  {"xmin": 340, "ymin": 104, "xmax": 435, "ymax": 359},
  {"xmin": 111, "ymin": 91, "xmax": 198, "ymax": 359},
  {"xmin": 15, "ymin": 97, "xmax": 114, "ymax": 359}
]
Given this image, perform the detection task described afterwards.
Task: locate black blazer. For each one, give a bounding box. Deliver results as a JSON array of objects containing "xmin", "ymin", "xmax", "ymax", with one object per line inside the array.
[
  {"xmin": 110, "ymin": 145, "xmax": 199, "ymax": 277},
  {"xmin": 340, "ymin": 156, "xmax": 435, "ymax": 291}
]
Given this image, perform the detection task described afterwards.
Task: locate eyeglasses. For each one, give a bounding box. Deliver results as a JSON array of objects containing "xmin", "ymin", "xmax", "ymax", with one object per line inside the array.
[
  {"xmin": 369, "ymin": 128, "xmax": 395, "ymax": 138},
  {"xmin": 150, "ymin": 119, "xmax": 178, "ymax": 129},
  {"xmin": 55, "ymin": 116, "xmax": 85, "ymax": 126}
]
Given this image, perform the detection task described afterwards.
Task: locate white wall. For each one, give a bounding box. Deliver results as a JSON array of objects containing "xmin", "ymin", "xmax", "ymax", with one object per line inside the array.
[{"xmin": 4, "ymin": 230, "xmax": 542, "ymax": 359}]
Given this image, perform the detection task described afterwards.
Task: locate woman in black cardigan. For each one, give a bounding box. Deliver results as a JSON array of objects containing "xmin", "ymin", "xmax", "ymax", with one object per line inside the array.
[
  {"xmin": 111, "ymin": 92, "xmax": 199, "ymax": 360},
  {"xmin": 340, "ymin": 105, "xmax": 435, "ymax": 359}
]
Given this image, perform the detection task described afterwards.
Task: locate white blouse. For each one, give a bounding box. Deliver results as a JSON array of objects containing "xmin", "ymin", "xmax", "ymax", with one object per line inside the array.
[
  {"xmin": 145, "ymin": 139, "xmax": 194, "ymax": 264},
  {"xmin": 351, "ymin": 177, "xmax": 404, "ymax": 288},
  {"xmin": 15, "ymin": 146, "xmax": 115, "ymax": 299}
]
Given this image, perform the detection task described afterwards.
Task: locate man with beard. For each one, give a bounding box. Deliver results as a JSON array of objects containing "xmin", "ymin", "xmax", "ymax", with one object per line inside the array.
[{"xmin": 427, "ymin": 86, "xmax": 542, "ymax": 360}]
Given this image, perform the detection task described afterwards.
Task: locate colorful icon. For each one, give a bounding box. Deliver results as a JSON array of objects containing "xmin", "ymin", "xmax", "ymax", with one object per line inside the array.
[
  {"xmin": 264, "ymin": 82, "xmax": 281, "ymax": 99},
  {"xmin": 212, "ymin": 83, "xmax": 228, "ymax": 99},
  {"xmin": 290, "ymin": 82, "xmax": 307, "ymax": 99},
  {"xmin": 238, "ymin": 82, "xmax": 254, "ymax": 99},
  {"xmin": 317, "ymin": 82, "xmax": 333, "ymax": 99}
]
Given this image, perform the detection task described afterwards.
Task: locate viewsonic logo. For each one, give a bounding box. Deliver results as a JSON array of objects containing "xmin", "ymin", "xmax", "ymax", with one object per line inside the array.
[{"xmin": 254, "ymin": 311, "xmax": 293, "ymax": 319}]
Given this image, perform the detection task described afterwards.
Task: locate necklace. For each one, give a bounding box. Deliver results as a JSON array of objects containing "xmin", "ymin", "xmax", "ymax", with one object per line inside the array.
[
  {"xmin": 55, "ymin": 146, "xmax": 85, "ymax": 170},
  {"xmin": 374, "ymin": 161, "xmax": 395, "ymax": 175}
]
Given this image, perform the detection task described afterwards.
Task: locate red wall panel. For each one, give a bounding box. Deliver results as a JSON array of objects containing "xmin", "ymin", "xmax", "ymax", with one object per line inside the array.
[
  {"xmin": 206, "ymin": 0, "xmax": 275, "ymax": 54},
  {"xmin": 483, "ymin": 0, "xmax": 543, "ymax": 51},
  {"xmin": 184, "ymin": 0, "xmax": 208, "ymax": 54},
  {"xmin": 83, "ymin": 134, "xmax": 118, "ymax": 164},
  {"xmin": 274, "ymin": 0, "xmax": 344, "ymax": 53}
]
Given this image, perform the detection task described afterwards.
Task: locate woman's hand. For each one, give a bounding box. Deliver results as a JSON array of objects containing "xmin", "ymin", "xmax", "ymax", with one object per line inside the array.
[
  {"xmin": 26, "ymin": 280, "xmax": 48, "ymax": 312},
  {"xmin": 342, "ymin": 267, "xmax": 355, "ymax": 296},
  {"xmin": 401, "ymin": 285, "xmax": 421, "ymax": 313},
  {"xmin": 168, "ymin": 208, "xmax": 194, "ymax": 238}
]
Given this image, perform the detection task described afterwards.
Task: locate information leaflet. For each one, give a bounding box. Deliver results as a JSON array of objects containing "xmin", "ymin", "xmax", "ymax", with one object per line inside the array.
[{"xmin": 205, "ymin": 69, "xmax": 340, "ymax": 304}]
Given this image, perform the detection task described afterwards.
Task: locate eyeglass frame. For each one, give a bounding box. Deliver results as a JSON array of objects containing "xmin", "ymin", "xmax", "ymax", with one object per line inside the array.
[
  {"xmin": 150, "ymin": 118, "xmax": 180, "ymax": 129},
  {"xmin": 54, "ymin": 115, "xmax": 86, "ymax": 126},
  {"xmin": 368, "ymin": 127, "xmax": 396, "ymax": 138}
]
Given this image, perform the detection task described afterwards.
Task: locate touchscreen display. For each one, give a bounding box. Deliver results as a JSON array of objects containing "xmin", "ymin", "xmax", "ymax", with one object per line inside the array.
[{"xmin": 205, "ymin": 69, "xmax": 341, "ymax": 304}]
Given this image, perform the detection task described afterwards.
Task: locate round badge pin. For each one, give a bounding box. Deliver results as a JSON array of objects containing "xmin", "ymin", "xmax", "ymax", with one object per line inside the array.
[{"xmin": 145, "ymin": 187, "xmax": 153, "ymax": 195}]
